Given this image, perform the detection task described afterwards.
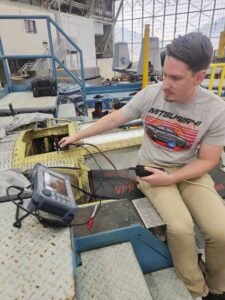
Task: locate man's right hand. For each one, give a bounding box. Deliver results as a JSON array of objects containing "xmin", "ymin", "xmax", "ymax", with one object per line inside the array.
[
  {"xmin": 58, "ymin": 135, "xmax": 80, "ymax": 148},
  {"xmin": 58, "ymin": 110, "xmax": 131, "ymax": 148}
]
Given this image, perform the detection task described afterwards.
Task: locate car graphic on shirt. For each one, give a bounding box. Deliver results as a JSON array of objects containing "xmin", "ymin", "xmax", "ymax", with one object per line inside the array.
[{"xmin": 145, "ymin": 124, "xmax": 191, "ymax": 149}]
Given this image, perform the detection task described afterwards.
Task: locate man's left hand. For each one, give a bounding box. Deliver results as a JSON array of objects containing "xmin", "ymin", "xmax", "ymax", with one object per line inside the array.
[{"xmin": 138, "ymin": 166, "xmax": 173, "ymax": 186}]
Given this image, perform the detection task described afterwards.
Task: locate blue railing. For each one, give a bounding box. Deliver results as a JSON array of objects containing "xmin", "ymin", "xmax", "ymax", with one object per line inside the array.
[{"xmin": 0, "ymin": 15, "xmax": 87, "ymax": 112}]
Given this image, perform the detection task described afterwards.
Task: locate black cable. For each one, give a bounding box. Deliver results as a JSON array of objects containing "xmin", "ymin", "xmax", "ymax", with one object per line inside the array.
[
  {"xmin": 71, "ymin": 183, "xmax": 110, "ymax": 200},
  {"xmin": 67, "ymin": 142, "xmax": 117, "ymax": 170},
  {"xmin": 6, "ymin": 185, "xmax": 40, "ymax": 228},
  {"xmin": 81, "ymin": 142, "xmax": 118, "ymax": 171},
  {"xmin": 81, "ymin": 142, "xmax": 137, "ymax": 184},
  {"xmin": 77, "ymin": 144, "xmax": 106, "ymax": 196},
  {"xmin": 0, "ymin": 194, "xmax": 31, "ymax": 203},
  {"xmin": 69, "ymin": 142, "xmax": 137, "ymax": 185},
  {"xmin": 78, "ymin": 144, "xmax": 103, "ymax": 172},
  {"xmin": 5, "ymin": 152, "xmax": 132, "ymax": 229},
  {"xmin": 5, "ymin": 184, "xmax": 104, "ymax": 229},
  {"xmin": 6, "ymin": 186, "xmax": 37, "ymax": 217},
  {"xmin": 70, "ymin": 182, "xmax": 103, "ymax": 229},
  {"xmin": 37, "ymin": 214, "xmax": 89, "ymax": 228}
]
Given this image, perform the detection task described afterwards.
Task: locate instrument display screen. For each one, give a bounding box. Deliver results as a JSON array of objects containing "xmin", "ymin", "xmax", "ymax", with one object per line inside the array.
[{"xmin": 44, "ymin": 172, "xmax": 68, "ymax": 196}]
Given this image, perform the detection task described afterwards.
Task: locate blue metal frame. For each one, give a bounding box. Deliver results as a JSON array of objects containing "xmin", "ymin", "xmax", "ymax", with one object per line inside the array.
[
  {"xmin": 0, "ymin": 84, "xmax": 9, "ymax": 99},
  {"xmin": 0, "ymin": 37, "xmax": 12, "ymax": 93},
  {"xmin": 86, "ymin": 97, "xmax": 132, "ymax": 110},
  {"xmin": 85, "ymin": 81, "xmax": 142, "ymax": 109},
  {"xmin": 85, "ymin": 82, "xmax": 142, "ymax": 95},
  {"xmin": 0, "ymin": 15, "xmax": 87, "ymax": 112},
  {"xmin": 73, "ymin": 224, "xmax": 173, "ymax": 275}
]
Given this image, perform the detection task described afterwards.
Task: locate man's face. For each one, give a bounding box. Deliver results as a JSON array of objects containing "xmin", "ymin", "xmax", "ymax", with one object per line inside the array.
[{"xmin": 163, "ymin": 56, "xmax": 205, "ymax": 103}]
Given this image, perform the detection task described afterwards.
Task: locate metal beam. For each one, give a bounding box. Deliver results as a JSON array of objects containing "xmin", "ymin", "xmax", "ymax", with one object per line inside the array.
[
  {"xmin": 185, "ymin": 0, "xmax": 191, "ymax": 34},
  {"xmin": 122, "ymin": 1, "xmax": 124, "ymax": 41},
  {"xmin": 141, "ymin": 0, "xmax": 144, "ymax": 37},
  {"xmin": 120, "ymin": 7, "xmax": 225, "ymax": 21},
  {"xmin": 87, "ymin": 0, "xmax": 96, "ymax": 16},
  {"xmin": 152, "ymin": 0, "xmax": 155, "ymax": 37},
  {"xmin": 173, "ymin": 0, "xmax": 178, "ymax": 39},
  {"xmin": 162, "ymin": 0, "xmax": 166, "ymax": 48},
  {"xmin": 209, "ymin": 0, "xmax": 217, "ymax": 39},
  {"xmin": 102, "ymin": 0, "xmax": 124, "ymax": 56},
  {"xmin": 197, "ymin": 0, "xmax": 204, "ymax": 32},
  {"xmin": 131, "ymin": 0, "xmax": 134, "ymax": 60}
]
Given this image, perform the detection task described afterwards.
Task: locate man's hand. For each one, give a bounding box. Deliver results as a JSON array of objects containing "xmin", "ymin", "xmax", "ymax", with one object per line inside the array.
[
  {"xmin": 58, "ymin": 109, "xmax": 131, "ymax": 149},
  {"xmin": 139, "ymin": 143, "xmax": 223, "ymax": 186},
  {"xmin": 58, "ymin": 135, "xmax": 80, "ymax": 148},
  {"xmin": 138, "ymin": 166, "xmax": 173, "ymax": 186}
]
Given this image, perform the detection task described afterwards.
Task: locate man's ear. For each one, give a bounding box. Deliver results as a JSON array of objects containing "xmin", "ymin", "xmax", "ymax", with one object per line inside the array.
[{"xmin": 194, "ymin": 70, "xmax": 206, "ymax": 85}]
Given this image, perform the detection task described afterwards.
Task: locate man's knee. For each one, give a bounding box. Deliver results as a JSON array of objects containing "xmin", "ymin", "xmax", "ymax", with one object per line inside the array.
[
  {"xmin": 205, "ymin": 225, "xmax": 225, "ymax": 245},
  {"xmin": 167, "ymin": 219, "xmax": 195, "ymax": 238}
]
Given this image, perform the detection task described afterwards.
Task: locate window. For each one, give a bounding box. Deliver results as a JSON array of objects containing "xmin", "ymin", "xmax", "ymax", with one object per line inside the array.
[{"xmin": 24, "ymin": 20, "xmax": 37, "ymax": 34}]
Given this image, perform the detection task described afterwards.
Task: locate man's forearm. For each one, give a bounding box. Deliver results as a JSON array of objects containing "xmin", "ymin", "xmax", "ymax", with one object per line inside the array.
[
  {"xmin": 169, "ymin": 158, "xmax": 218, "ymax": 184},
  {"xmin": 142, "ymin": 143, "xmax": 223, "ymax": 186},
  {"xmin": 59, "ymin": 109, "xmax": 132, "ymax": 147},
  {"xmin": 73, "ymin": 109, "xmax": 130, "ymax": 140}
]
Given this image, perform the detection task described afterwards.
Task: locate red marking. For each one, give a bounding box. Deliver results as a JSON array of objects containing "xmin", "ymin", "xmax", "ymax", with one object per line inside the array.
[
  {"xmin": 115, "ymin": 183, "xmax": 135, "ymax": 194},
  {"xmin": 145, "ymin": 116, "xmax": 199, "ymax": 134},
  {"xmin": 144, "ymin": 115, "xmax": 199, "ymax": 145}
]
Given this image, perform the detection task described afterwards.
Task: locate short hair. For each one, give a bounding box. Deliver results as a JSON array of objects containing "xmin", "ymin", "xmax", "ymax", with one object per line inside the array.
[{"xmin": 166, "ymin": 32, "xmax": 213, "ymax": 72}]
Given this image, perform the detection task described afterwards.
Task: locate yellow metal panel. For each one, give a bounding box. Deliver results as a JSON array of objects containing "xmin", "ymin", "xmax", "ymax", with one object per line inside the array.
[
  {"xmin": 79, "ymin": 137, "xmax": 142, "ymax": 157},
  {"xmin": 12, "ymin": 122, "xmax": 142, "ymax": 168},
  {"xmin": 11, "ymin": 122, "xmax": 143, "ymax": 203},
  {"xmin": 12, "ymin": 123, "xmax": 78, "ymax": 169}
]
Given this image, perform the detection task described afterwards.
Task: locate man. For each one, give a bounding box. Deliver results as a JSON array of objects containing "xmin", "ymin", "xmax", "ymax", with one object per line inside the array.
[
  {"xmin": 148, "ymin": 61, "xmax": 158, "ymax": 83},
  {"xmin": 59, "ymin": 32, "xmax": 225, "ymax": 300}
]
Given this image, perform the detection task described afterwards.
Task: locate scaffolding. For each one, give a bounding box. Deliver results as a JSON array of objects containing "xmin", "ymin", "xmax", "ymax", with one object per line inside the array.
[{"xmin": 115, "ymin": 0, "xmax": 225, "ymax": 61}]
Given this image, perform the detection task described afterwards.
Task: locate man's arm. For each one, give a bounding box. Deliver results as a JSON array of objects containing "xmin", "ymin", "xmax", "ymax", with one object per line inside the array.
[
  {"xmin": 140, "ymin": 143, "xmax": 223, "ymax": 186},
  {"xmin": 59, "ymin": 109, "xmax": 131, "ymax": 148}
]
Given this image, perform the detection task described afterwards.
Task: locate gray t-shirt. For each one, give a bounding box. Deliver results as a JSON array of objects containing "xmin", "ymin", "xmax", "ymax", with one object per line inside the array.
[{"xmin": 122, "ymin": 82, "xmax": 225, "ymax": 166}]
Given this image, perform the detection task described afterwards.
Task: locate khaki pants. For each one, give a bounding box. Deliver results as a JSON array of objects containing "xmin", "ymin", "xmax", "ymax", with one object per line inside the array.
[{"xmin": 138, "ymin": 162, "xmax": 225, "ymax": 297}]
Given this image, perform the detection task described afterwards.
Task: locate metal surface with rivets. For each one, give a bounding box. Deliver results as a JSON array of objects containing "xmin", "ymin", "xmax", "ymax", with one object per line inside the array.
[
  {"xmin": 12, "ymin": 123, "xmax": 78, "ymax": 169},
  {"xmin": 0, "ymin": 133, "xmax": 19, "ymax": 169},
  {"xmin": 144, "ymin": 268, "xmax": 193, "ymax": 300},
  {"xmin": 0, "ymin": 202, "xmax": 75, "ymax": 300},
  {"xmin": 6, "ymin": 122, "xmax": 143, "ymax": 172},
  {"xmin": 77, "ymin": 242, "xmax": 153, "ymax": 300},
  {"xmin": 132, "ymin": 197, "xmax": 165, "ymax": 229}
]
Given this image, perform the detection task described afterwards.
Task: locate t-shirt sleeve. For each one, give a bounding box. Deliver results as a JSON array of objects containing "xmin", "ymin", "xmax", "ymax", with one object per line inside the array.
[
  {"xmin": 202, "ymin": 109, "xmax": 225, "ymax": 146},
  {"xmin": 122, "ymin": 85, "xmax": 156, "ymax": 120}
]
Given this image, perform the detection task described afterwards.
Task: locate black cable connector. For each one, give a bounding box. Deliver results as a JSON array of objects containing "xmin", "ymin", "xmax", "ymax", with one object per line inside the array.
[
  {"xmin": 38, "ymin": 217, "xmax": 69, "ymax": 228},
  {"xmin": 5, "ymin": 184, "xmax": 103, "ymax": 229}
]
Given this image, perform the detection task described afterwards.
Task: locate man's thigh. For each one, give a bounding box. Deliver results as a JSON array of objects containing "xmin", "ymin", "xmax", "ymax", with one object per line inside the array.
[
  {"xmin": 138, "ymin": 179, "xmax": 193, "ymax": 226},
  {"xmin": 178, "ymin": 174, "xmax": 225, "ymax": 235}
]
